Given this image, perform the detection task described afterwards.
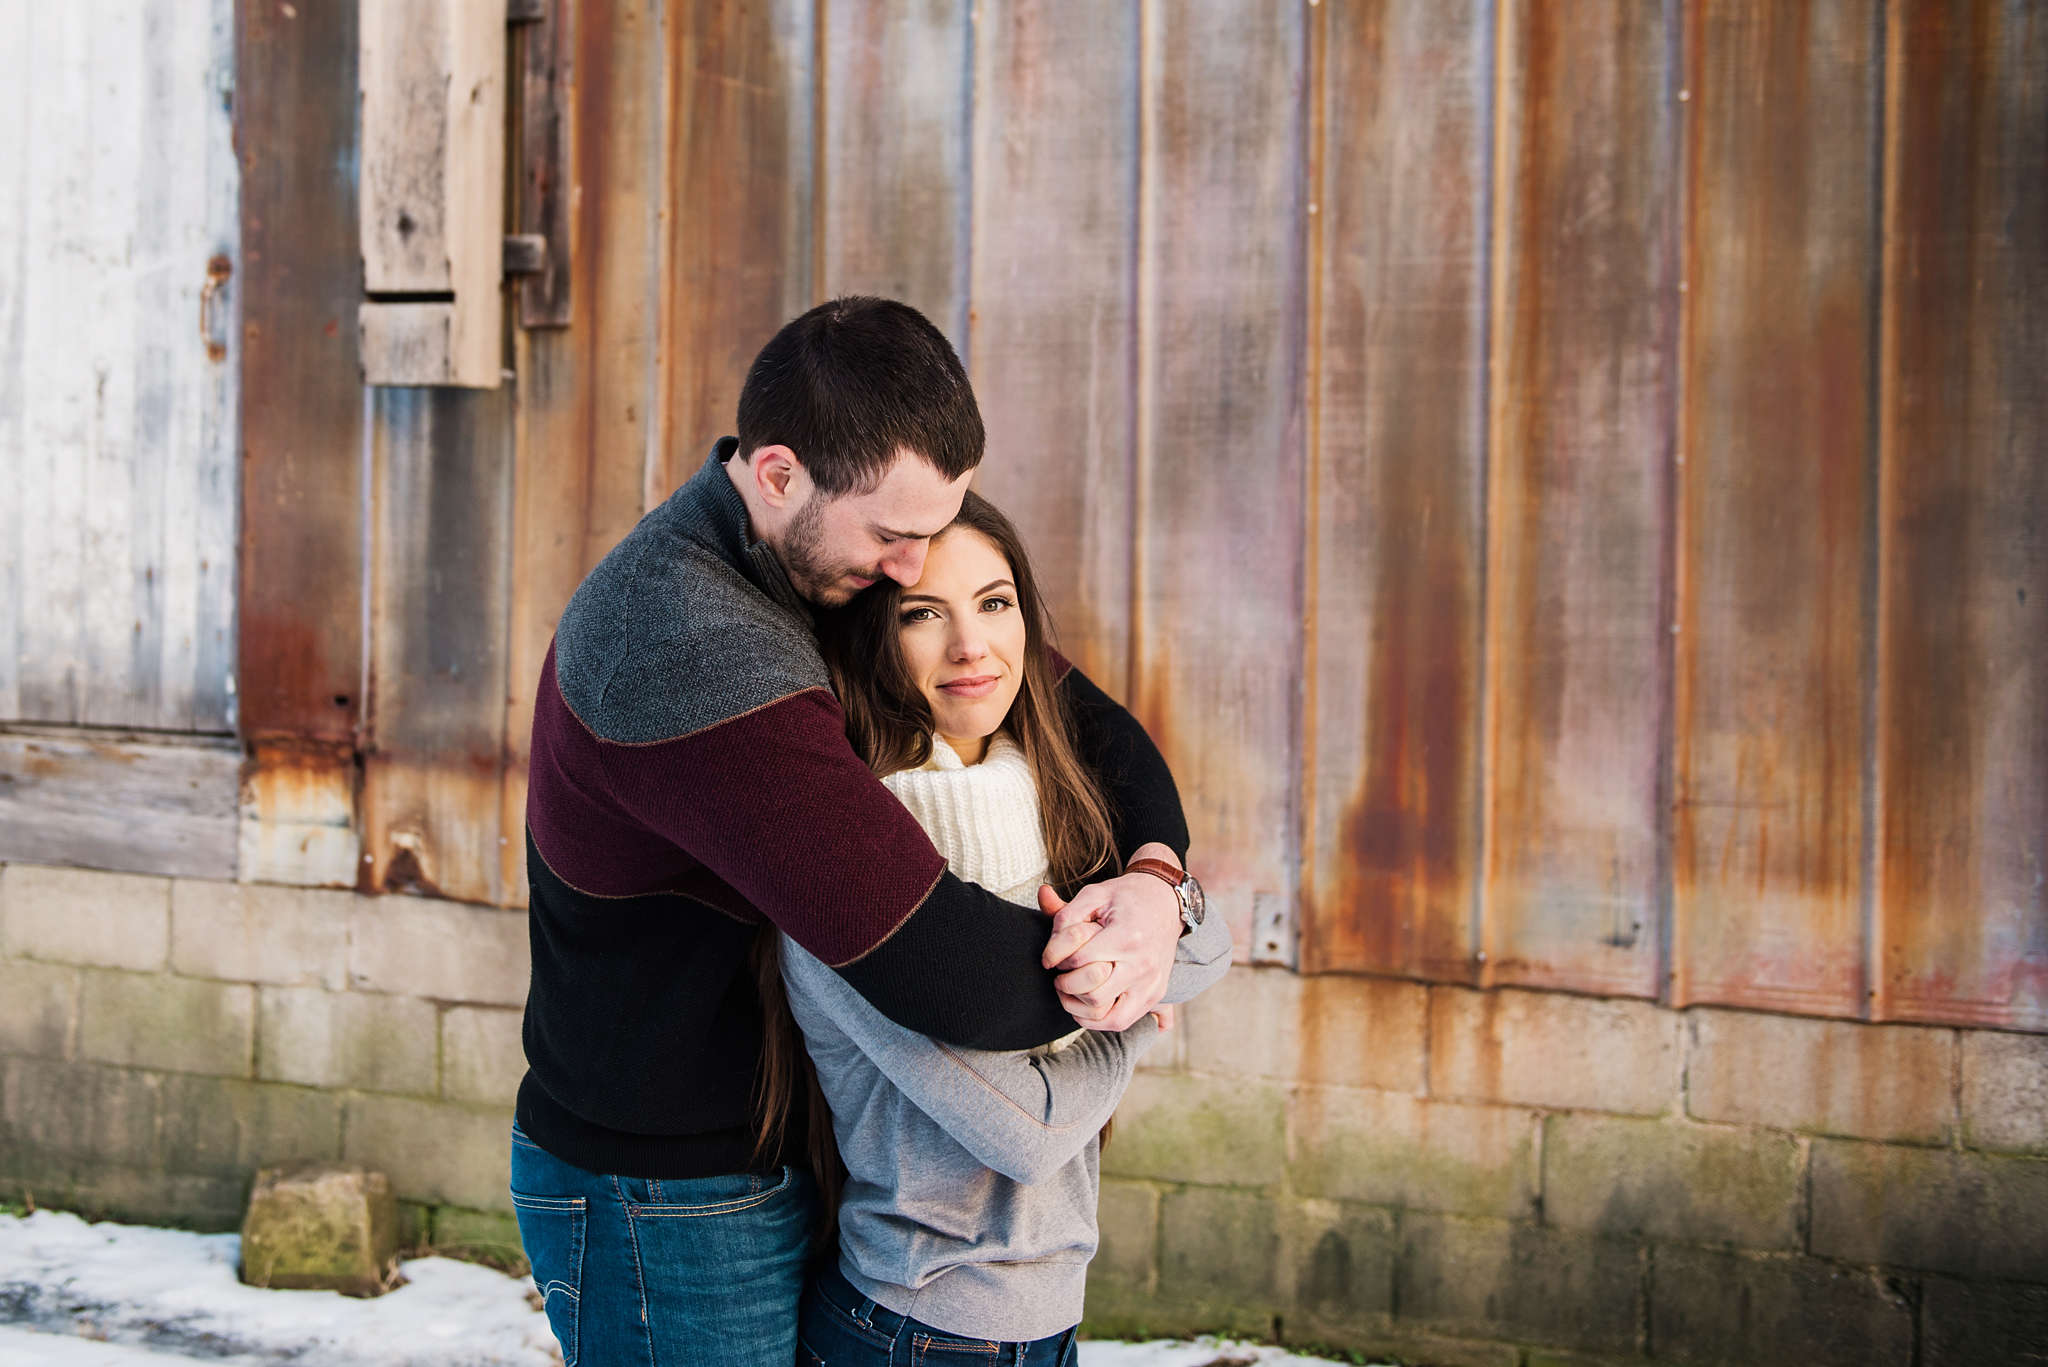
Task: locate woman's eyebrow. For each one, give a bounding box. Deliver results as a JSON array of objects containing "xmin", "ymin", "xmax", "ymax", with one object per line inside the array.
[
  {"xmin": 898, "ymin": 579, "xmax": 1015, "ymax": 607},
  {"xmin": 973, "ymin": 578, "xmax": 1016, "ymax": 596}
]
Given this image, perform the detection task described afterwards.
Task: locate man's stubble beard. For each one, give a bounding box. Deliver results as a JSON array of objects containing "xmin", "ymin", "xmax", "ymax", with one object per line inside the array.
[{"xmin": 776, "ymin": 494, "xmax": 867, "ymax": 607}]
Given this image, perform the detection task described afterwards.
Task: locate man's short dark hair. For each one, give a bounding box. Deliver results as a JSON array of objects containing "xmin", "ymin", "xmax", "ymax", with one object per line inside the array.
[{"xmin": 735, "ymin": 297, "xmax": 985, "ymax": 498}]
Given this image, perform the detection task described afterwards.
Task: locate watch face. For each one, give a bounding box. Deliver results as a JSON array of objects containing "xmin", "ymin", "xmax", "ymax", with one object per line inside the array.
[{"xmin": 1182, "ymin": 872, "xmax": 1206, "ymax": 926}]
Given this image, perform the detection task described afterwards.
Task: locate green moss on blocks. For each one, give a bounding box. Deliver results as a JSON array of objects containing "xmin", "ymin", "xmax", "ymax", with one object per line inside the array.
[{"xmin": 240, "ymin": 1161, "xmax": 399, "ymax": 1296}]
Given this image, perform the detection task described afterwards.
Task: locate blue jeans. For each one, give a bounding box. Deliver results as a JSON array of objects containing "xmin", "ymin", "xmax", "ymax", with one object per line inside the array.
[
  {"xmin": 510, "ymin": 1124, "xmax": 820, "ymax": 1367},
  {"xmin": 796, "ymin": 1262, "xmax": 1079, "ymax": 1366}
]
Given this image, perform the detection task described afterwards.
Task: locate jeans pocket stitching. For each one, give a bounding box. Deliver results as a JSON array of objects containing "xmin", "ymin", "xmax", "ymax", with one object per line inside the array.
[{"xmin": 624, "ymin": 1165, "xmax": 796, "ymax": 1217}]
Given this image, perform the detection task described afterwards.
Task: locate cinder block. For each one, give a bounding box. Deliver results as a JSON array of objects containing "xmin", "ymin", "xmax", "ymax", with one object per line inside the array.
[
  {"xmin": 0, "ymin": 958, "xmax": 79, "ymax": 1058},
  {"xmin": 1092, "ymin": 1180, "xmax": 1159, "ymax": 1295},
  {"xmin": 1810, "ymin": 1139, "xmax": 2048, "ymax": 1283},
  {"xmin": 341, "ymin": 1093, "xmax": 513, "ymax": 1212},
  {"xmin": 431, "ymin": 1206, "xmax": 527, "ymax": 1273},
  {"xmin": 1299, "ymin": 975, "xmax": 1429, "ymax": 1093},
  {"xmin": 1289, "ymin": 1086, "xmax": 1538, "ymax": 1220},
  {"xmin": 1182, "ymin": 965, "xmax": 1301, "ymax": 1080},
  {"xmin": 1099, "ymin": 1072, "xmax": 1285, "ymax": 1188},
  {"xmin": 441, "ymin": 1006, "xmax": 527, "ymax": 1106},
  {"xmin": 171, "ymin": 880, "xmax": 351, "ymax": 989},
  {"xmin": 1431, "ymin": 986, "xmax": 1679, "ymax": 1116},
  {"xmin": 349, "ymin": 899, "xmax": 529, "ymax": 1006},
  {"xmin": 1395, "ymin": 1214, "xmax": 1642, "ymax": 1356},
  {"xmin": 1542, "ymin": 1113, "xmax": 1803, "ymax": 1250},
  {"xmin": 1961, "ymin": 1029, "xmax": 2048, "ymax": 1155},
  {"xmin": 1281, "ymin": 1197, "xmax": 1396, "ymax": 1323},
  {"xmin": 158, "ymin": 1074, "xmax": 343, "ymax": 1179},
  {"xmin": 1, "ymin": 864, "xmax": 169, "ymax": 971},
  {"xmin": 241, "ymin": 1162, "xmax": 399, "ymax": 1294},
  {"xmin": 1648, "ymin": 1246, "xmax": 1911, "ymax": 1367},
  {"xmin": 1686, "ymin": 1008, "xmax": 1955, "ymax": 1143},
  {"xmin": 80, "ymin": 969, "xmax": 254, "ymax": 1076},
  {"xmin": 1, "ymin": 1057, "xmax": 160, "ymax": 1168},
  {"xmin": 1160, "ymin": 1186, "xmax": 1279, "ymax": 1305},
  {"xmin": 256, "ymin": 987, "xmax": 437, "ymax": 1095},
  {"xmin": 1920, "ymin": 1276, "xmax": 2048, "ymax": 1366}
]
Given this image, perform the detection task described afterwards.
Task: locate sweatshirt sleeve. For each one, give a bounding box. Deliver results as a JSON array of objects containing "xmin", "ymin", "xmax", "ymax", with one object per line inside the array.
[
  {"xmin": 1161, "ymin": 909, "xmax": 1232, "ymax": 1005},
  {"xmin": 782, "ymin": 936, "xmax": 1161, "ymax": 1185}
]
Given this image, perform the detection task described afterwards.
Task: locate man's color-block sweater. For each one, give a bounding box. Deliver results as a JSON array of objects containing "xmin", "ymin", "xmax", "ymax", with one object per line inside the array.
[{"xmin": 519, "ymin": 440, "xmax": 1191, "ymax": 1179}]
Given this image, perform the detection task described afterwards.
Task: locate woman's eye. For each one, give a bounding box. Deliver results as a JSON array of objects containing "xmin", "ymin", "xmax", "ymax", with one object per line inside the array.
[
  {"xmin": 900, "ymin": 607, "xmax": 938, "ymax": 624},
  {"xmin": 980, "ymin": 596, "xmax": 1014, "ymax": 613}
]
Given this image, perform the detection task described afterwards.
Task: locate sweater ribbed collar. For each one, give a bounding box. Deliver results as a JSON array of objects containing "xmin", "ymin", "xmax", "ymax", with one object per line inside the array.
[{"xmin": 670, "ymin": 437, "xmax": 814, "ymax": 628}]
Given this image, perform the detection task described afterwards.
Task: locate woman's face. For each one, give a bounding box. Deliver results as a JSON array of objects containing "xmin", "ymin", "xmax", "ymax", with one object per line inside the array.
[{"xmin": 895, "ymin": 527, "xmax": 1026, "ymax": 764}]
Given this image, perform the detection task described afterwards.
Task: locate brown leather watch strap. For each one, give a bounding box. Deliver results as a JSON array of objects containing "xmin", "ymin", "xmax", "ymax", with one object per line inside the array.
[{"xmin": 1125, "ymin": 858, "xmax": 1184, "ymax": 890}]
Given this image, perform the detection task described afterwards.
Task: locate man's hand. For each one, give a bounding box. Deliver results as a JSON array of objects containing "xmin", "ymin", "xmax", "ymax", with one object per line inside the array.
[{"xmin": 1037, "ymin": 843, "xmax": 1185, "ymax": 1032}]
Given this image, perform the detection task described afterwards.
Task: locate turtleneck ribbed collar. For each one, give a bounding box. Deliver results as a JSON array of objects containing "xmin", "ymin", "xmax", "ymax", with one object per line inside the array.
[{"xmin": 669, "ymin": 437, "xmax": 813, "ymax": 628}]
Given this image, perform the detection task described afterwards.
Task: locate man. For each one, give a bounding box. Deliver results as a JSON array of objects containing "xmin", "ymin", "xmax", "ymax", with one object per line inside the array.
[{"xmin": 512, "ymin": 298, "xmax": 1202, "ymax": 1363}]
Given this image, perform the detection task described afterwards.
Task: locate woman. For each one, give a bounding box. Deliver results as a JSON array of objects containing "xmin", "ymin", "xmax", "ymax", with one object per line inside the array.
[{"xmin": 765, "ymin": 492, "xmax": 1230, "ymax": 1364}]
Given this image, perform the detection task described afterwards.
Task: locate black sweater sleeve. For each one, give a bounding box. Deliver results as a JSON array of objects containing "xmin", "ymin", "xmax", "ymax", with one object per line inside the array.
[{"xmin": 1059, "ymin": 664, "xmax": 1192, "ymax": 865}]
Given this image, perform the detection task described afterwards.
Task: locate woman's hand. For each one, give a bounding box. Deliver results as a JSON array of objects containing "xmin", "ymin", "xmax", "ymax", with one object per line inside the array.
[{"xmin": 1037, "ymin": 843, "xmax": 1187, "ymax": 1031}]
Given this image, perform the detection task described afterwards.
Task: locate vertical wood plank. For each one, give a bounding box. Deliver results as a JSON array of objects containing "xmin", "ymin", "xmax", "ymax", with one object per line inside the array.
[
  {"xmin": 1, "ymin": 0, "xmax": 238, "ymax": 734},
  {"xmin": 653, "ymin": 0, "xmax": 814, "ymax": 498},
  {"xmin": 1137, "ymin": 0, "xmax": 1307, "ymax": 963},
  {"xmin": 1480, "ymin": 0, "xmax": 1677, "ymax": 997},
  {"xmin": 505, "ymin": 0, "xmax": 670, "ymax": 903},
  {"xmin": 236, "ymin": 0, "xmax": 367, "ymax": 885},
  {"xmin": 1302, "ymin": 0, "xmax": 1490, "ymax": 980},
  {"xmin": 517, "ymin": 0, "xmax": 575, "ymax": 327},
  {"xmin": 1672, "ymin": 0, "xmax": 1881, "ymax": 1016},
  {"xmin": 365, "ymin": 388, "xmax": 517, "ymax": 906},
  {"xmin": 1875, "ymin": 0, "xmax": 2047, "ymax": 1030},
  {"xmin": 237, "ymin": 0, "xmax": 366, "ymax": 747},
  {"xmin": 967, "ymin": 0, "xmax": 1138, "ymax": 698},
  {"xmin": 822, "ymin": 0, "xmax": 972, "ymax": 350}
]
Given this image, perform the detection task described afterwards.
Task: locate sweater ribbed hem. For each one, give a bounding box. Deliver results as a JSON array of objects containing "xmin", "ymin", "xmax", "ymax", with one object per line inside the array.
[
  {"xmin": 843, "ymin": 1254, "xmax": 1089, "ymax": 1344},
  {"xmin": 515, "ymin": 1072, "xmax": 790, "ymax": 1180}
]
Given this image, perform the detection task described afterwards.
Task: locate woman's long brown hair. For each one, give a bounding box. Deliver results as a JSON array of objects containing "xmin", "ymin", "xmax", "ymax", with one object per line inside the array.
[{"xmin": 752, "ymin": 492, "xmax": 1127, "ymax": 1224}]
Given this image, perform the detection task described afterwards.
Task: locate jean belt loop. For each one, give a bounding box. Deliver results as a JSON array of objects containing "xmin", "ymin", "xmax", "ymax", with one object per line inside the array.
[{"xmin": 855, "ymin": 1295, "xmax": 877, "ymax": 1330}]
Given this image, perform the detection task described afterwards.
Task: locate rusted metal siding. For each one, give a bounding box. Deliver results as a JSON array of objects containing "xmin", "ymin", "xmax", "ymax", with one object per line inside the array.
[
  {"xmin": 1301, "ymin": 0, "xmax": 1489, "ymax": 982},
  {"xmin": 1, "ymin": 0, "xmax": 239, "ymax": 735},
  {"xmin": 1672, "ymin": 0, "xmax": 1882, "ymax": 1016},
  {"xmin": 210, "ymin": 0, "xmax": 2047, "ymax": 1030},
  {"xmin": 1874, "ymin": 0, "xmax": 2047, "ymax": 1031},
  {"xmin": 1481, "ymin": 0, "xmax": 1678, "ymax": 998},
  {"xmin": 967, "ymin": 0, "xmax": 1140, "ymax": 701}
]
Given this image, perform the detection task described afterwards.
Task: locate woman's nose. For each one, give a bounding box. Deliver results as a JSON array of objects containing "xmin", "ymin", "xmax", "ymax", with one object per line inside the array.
[{"xmin": 949, "ymin": 624, "xmax": 987, "ymax": 662}]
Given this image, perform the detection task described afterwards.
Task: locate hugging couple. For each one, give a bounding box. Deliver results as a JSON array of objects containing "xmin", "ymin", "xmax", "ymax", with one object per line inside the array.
[{"xmin": 512, "ymin": 296, "xmax": 1228, "ymax": 1366}]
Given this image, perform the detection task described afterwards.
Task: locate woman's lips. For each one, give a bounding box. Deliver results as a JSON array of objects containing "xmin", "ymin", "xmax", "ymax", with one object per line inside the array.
[{"xmin": 937, "ymin": 674, "xmax": 1000, "ymax": 698}]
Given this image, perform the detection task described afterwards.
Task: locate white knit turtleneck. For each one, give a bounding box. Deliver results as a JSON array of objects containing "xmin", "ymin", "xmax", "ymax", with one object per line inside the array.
[{"xmin": 881, "ymin": 733, "xmax": 1049, "ymax": 907}]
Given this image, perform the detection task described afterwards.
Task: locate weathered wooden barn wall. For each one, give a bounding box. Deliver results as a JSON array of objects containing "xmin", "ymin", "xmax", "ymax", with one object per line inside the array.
[
  {"xmin": 226, "ymin": 0, "xmax": 2044, "ymax": 1033},
  {"xmin": 0, "ymin": 0, "xmax": 242, "ymax": 877}
]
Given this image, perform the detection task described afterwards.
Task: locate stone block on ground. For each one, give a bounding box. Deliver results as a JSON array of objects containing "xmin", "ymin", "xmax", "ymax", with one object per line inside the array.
[
  {"xmin": 240, "ymin": 1161, "xmax": 399, "ymax": 1296},
  {"xmin": 1960, "ymin": 1029, "xmax": 2048, "ymax": 1155},
  {"xmin": 1686, "ymin": 1008, "xmax": 1954, "ymax": 1143},
  {"xmin": 1649, "ymin": 1246, "xmax": 1912, "ymax": 1367},
  {"xmin": 1430, "ymin": 986, "xmax": 1679, "ymax": 1116},
  {"xmin": 431, "ymin": 1205, "xmax": 528, "ymax": 1276},
  {"xmin": 1542, "ymin": 1113, "xmax": 1803, "ymax": 1250},
  {"xmin": 1, "ymin": 865, "xmax": 170, "ymax": 972}
]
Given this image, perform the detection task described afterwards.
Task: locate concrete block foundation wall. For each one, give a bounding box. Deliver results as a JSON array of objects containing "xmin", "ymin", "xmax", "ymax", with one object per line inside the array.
[
  {"xmin": 0, "ymin": 864, "xmax": 529, "ymax": 1262},
  {"xmin": 4, "ymin": 862, "xmax": 2045, "ymax": 1363}
]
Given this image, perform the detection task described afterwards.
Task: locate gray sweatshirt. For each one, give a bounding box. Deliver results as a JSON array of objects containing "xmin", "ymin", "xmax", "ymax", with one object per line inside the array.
[{"xmin": 782, "ymin": 912, "xmax": 1230, "ymax": 1341}]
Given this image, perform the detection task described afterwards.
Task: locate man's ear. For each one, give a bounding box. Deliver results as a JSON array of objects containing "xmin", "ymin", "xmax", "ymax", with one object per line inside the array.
[{"xmin": 747, "ymin": 444, "xmax": 804, "ymax": 509}]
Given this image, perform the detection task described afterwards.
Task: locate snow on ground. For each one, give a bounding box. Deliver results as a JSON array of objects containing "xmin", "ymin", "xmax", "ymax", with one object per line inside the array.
[{"xmin": 0, "ymin": 1212, "xmax": 1377, "ymax": 1366}]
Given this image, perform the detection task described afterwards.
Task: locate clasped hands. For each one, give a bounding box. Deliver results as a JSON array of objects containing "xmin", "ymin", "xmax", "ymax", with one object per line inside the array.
[{"xmin": 1037, "ymin": 841, "xmax": 1185, "ymax": 1033}]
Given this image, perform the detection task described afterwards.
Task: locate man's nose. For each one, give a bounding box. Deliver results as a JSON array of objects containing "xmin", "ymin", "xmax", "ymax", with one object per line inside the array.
[{"xmin": 880, "ymin": 540, "xmax": 929, "ymax": 587}]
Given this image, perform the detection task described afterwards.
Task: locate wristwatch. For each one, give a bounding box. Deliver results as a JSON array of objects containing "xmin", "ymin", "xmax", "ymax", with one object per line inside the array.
[{"xmin": 1126, "ymin": 858, "xmax": 1206, "ymax": 934}]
